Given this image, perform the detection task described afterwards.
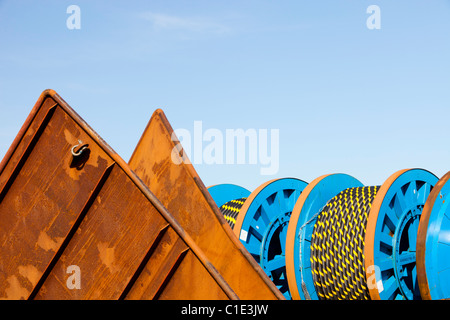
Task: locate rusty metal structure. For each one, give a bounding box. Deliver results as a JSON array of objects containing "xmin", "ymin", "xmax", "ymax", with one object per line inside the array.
[
  {"xmin": 0, "ymin": 90, "xmax": 283, "ymax": 300},
  {"xmin": 128, "ymin": 108, "xmax": 283, "ymax": 300},
  {"xmin": 1, "ymin": 89, "xmax": 449, "ymax": 300}
]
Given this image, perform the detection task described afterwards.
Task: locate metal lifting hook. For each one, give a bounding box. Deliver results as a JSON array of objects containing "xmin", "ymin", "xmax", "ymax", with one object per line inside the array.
[{"xmin": 71, "ymin": 140, "xmax": 89, "ymax": 157}]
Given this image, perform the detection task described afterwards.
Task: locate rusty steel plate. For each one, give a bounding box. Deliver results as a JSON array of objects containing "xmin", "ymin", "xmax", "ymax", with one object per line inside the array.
[
  {"xmin": 0, "ymin": 90, "xmax": 252, "ymax": 300},
  {"xmin": 127, "ymin": 108, "xmax": 284, "ymax": 300}
]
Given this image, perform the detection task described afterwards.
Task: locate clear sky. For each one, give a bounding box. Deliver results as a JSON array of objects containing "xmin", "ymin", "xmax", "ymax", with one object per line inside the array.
[{"xmin": 1, "ymin": 1, "xmax": 449, "ymax": 191}]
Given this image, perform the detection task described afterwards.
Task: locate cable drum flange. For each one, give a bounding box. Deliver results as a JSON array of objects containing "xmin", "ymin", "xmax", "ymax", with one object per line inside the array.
[
  {"xmin": 233, "ymin": 178, "xmax": 308, "ymax": 300},
  {"xmin": 208, "ymin": 184, "xmax": 251, "ymax": 209},
  {"xmin": 365, "ymin": 169, "xmax": 437, "ymax": 300},
  {"xmin": 417, "ymin": 171, "xmax": 450, "ymax": 300}
]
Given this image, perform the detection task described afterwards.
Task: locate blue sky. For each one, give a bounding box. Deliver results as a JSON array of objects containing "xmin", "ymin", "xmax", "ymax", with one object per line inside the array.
[{"xmin": 1, "ymin": 1, "xmax": 449, "ymax": 191}]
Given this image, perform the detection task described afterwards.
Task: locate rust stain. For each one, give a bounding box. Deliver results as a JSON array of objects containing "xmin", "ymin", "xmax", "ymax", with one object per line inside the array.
[
  {"xmin": 63, "ymin": 128, "xmax": 77, "ymax": 146},
  {"xmin": 18, "ymin": 265, "xmax": 41, "ymax": 287},
  {"xmin": 36, "ymin": 231, "xmax": 64, "ymax": 252},
  {"xmin": 3, "ymin": 276, "xmax": 29, "ymax": 300},
  {"xmin": 14, "ymin": 192, "xmax": 31, "ymax": 211},
  {"xmin": 66, "ymin": 166, "xmax": 83, "ymax": 181},
  {"xmin": 97, "ymin": 242, "xmax": 118, "ymax": 273}
]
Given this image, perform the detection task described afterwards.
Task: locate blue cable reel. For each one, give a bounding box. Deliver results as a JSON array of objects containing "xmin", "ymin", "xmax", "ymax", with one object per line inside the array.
[
  {"xmin": 365, "ymin": 168, "xmax": 437, "ymax": 300},
  {"xmin": 207, "ymin": 183, "xmax": 251, "ymax": 208},
  {"xmin": 286, "ymin": 169, "xmax": 437, "ymax": 300},
  {"xmin": 417, "ymin": 171, "xmax": 450, "ymax": 300},
  {"xmin": 208, "ymin": 183, "xmax": 251, "ymax": 229},
  {"xmin": 230, "ymin": 178, "xmax": 308, "ymax": 300},
  {"xmin": 285, "ymin": 173, "xmax": 364, "ymax": 300}
]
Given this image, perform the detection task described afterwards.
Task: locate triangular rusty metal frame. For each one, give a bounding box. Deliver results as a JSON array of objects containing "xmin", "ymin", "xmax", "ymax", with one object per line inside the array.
[
  {"xmin": 128, "ymin": 108, "xmax": 284, "ymax": 300},
  {"xmin": 0, "ymin": 90, "xmax": 283, "ymax": 300}
]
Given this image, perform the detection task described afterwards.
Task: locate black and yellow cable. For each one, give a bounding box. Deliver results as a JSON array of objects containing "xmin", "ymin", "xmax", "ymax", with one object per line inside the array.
[
  {"xmin": 310, "ymin": 186, "xmax": 379, "ymax": 300},
  {"xmin": 219, "ymin": 198, "xmax": 247, "ymax": 229}
]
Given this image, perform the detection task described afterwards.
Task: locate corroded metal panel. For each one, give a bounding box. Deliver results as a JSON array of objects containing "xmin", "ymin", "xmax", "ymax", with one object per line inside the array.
[
  {"xmin": 0, "ymin": 90, "xmax": 282, "ymax": 300},
  {"xmin": 128, "ymin": 109, "xmax": 284, "ymax": 300},
  {"xmin": 0, "ymin": 90, "xmax": 238, "ymax": 300}
]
